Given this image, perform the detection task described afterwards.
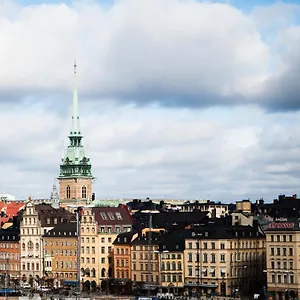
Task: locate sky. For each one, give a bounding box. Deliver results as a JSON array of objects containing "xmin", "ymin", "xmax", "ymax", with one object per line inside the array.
[{"xmin": 1, "ymin": 0, "xmax": 300, "ymax": 202}]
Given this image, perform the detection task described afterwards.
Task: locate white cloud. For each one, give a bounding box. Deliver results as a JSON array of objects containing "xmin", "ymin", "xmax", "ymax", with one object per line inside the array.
[
  {"xmin": 1, "ymin": 0, "xmax": 300, "ymax": 201},
  {"xmin": 0, "ymin": 0, "xmax": 269, "ymax": 102}
]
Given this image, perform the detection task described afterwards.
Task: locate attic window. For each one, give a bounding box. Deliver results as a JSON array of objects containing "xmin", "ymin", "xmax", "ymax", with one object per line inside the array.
[
  {"xmin": 116, "ymin": 212, "xmax": 122, "ymax": 220},
  {"xmin": 47, "ymin": 218, "xmax": 50, "ymax": 225},
  {"xmin": 176, "ymin": 245, "xmax": 179, "ymax": 249},
  {"xmin": 13, "ymin": 236, "xmax": 15, "ymax": 240},
  {"xmin": 108, "ymin": 212, "xmax": 115, "ymax": 220},
  {"xmin": 64, "ymin": 232, "xmax": 66, "ymax": 235},
  {"xmin": 163, "ymin": 245, "xmax": 166, "ymax": 249},
  {"xmin": 54, "ymin": 218, "xmax": 57, "ymax": 224},
  {"xmin": 100, "ymin": 213, "xmax": 108, "ymax": 220}
]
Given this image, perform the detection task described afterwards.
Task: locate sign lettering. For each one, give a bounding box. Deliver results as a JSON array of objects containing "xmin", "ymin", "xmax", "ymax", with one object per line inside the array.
[{"xmin": 268, "ymin": 222, "xmax": 295, "ymax": 229}]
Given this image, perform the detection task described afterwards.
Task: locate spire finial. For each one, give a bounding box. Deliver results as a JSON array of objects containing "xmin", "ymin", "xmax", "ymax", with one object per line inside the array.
[{"xmin": 74, "ymin": 59, "xmax": 77, "ymax": 74}]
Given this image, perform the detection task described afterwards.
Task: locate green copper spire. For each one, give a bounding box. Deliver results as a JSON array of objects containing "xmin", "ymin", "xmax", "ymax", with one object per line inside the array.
[{"xmin": 58, "ymin": 61, "xmax": 93, "ymax": 179}]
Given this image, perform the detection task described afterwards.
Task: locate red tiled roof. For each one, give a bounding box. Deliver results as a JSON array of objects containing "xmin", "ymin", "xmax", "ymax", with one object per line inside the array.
[{"xmin": 92, "ymin": 205, "xmax": 133, "ymax": 226}]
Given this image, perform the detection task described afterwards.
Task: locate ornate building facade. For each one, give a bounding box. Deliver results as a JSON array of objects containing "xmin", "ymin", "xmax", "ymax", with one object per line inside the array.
[{"xmin": 58, "ymin": 62, "xmax": 94, "ymax": 207}]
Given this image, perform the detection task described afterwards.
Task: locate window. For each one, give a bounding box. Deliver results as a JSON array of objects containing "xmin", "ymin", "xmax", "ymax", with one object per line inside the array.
[
  {"xmin": 289, "ymin": 235, "xmax": 293, "ymax": 242},
  {"xmin": 277, "ymin": 248, "xmax": 280, "ymax": 256},
  {"xmin": 203, "ymin": 253, "xmax": 208, "ymax": 263},
  {"xmin": 82, "ymin": 186, "xmax": 87, "ymax": 198},
  {"xmin": 211, "ymin": 242, "xmax": 215, "ymax": 249},
  {"xmin": 220, "ymin": 243, "xmax": 225, "ymax": 250},
  {"xmin": 108, "ymin": 212, "xmax": 115, "ymax": 220},
  {"xmin": 272, "ymin": 274, "xmax": 275, "ymax": 283},
  {"xmin": 116, "ymin": 212, "xmax": 122, "ymax": 220},
  {"xmin": 271, "ymin": 261, "xmax": 275, "ymax": 269},
  {"xmin": 66, "ymin": 186, "xmax": 70, "ymax": 199},
  {"xmin": 211, "ymin": 254, "xmax": 216, "ymax": 263},
  {"xmin": 101, "ymin": 247, "xmax": 105, "ymax": 254},
  {"xmin": 188, "ymin": 253, "xmax": 192, "ymax": 262},
  {"xmin": 188, "ymin": 266, "xmax": 192, "ymax": 276},
  {"xmin": 203, "ymin": 242, "xmax": 207, "ymax": 249},
  {"xmin": 270, "ymin": 248, "xmax": 274, "ymax": 256},
  {"xmin": 277, "ymin": 235, "xmax": 280, "ymax": 242},
  {"xmin": 188, "ymin": 242, "xmax": 192, "ymax": 249},
  {"xmin": 271, "ymin": 235, "xmax": 274, "ymax": 242},
  {"xmin": 100, "ymin": 213, "xmax": 107, "ymax": 220},
  {"xmin": 283, "ymin": 235, "xmax": 286, "ymax": 242},
  {"xmin": 220, "ymin": 254, "xmax": 225, "ymax": 262},
  {"xmin": 289, "ymin": 248, "xmax": 293, "ymax": 256}
]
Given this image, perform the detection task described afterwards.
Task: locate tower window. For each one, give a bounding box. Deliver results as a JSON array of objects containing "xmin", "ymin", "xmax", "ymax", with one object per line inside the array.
[
  {"xmin": 66, "ymin": 186, "xmax": 71, "ymax": 199},
  {"xmin": 82, "ymin": 186, "xmax": 87, "ymax": 198}
]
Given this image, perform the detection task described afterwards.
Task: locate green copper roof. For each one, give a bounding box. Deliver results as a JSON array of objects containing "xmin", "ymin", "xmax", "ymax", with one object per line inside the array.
[{"xmin": 58, "ymin": 61, "xmax": 93, "ymax": 179}]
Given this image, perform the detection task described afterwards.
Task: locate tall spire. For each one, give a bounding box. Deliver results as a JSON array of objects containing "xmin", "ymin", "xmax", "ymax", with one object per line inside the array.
[{"xmin": 71, "ymin": 59, "xmax": 80, "ymax": 136}]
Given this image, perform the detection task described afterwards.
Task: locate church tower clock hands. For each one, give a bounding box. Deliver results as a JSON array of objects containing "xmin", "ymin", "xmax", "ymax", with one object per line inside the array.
[{"xmin": 58, "ymin": 60, "xmax": 94, "ymax": 207}]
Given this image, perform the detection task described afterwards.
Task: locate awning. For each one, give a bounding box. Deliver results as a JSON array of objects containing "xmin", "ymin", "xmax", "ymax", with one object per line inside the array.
[{"xmin": 64, "ymin": 280, "xmax": 78, "ymax": 287}]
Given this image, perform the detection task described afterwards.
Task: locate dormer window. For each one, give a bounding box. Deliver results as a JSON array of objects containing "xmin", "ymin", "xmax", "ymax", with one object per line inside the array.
[
  {"xmin": 116, "ymin": 212, "xmax": 122, "ymax": 220},
  {"xmin": 108, "ymin": 212, "xmax": 115, "ymax": 220},
  {"xmin": 54, "ymin": 218, "xmax": 57, "ymax": 224},
  {"xmin": 100, "ymin": 213, "xmax": 107, "ymax": 220},
  {"xmin": 46, "ymin": 218, "xmax": 50, "ymax": 225}
]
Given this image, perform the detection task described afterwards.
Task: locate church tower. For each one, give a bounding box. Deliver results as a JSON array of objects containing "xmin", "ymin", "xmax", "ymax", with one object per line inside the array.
[{"xmin": 58, "ymin": 61, "xmax": 94, "ymax": 207}]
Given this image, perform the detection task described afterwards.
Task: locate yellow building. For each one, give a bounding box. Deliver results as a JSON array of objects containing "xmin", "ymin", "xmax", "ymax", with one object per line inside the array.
[
  {"xmin": 184, "ymin": 224, "xmax": 266, "ymax": 297},
  {"xmin": 265, "ymin": 219, "xmax": 300, "ymax": 300},
  {"xmin": 131, "ymin": 232, "xmax": 160, "ymax": 286},
  {"xmin": 79, "ymin": 205, "xmax": 133, "ymax": 289},
  {"xmin": 43, "ymin": 221, "xmax": 78, "ymax": 288},
  {"xmin": 158, "ymin": 231, "xmax": 185, "ymax": 295}
]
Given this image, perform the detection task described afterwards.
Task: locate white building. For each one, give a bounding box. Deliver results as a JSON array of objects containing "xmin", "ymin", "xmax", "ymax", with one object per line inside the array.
[{"xmin": 20, "ymin": 200, "xmax": 74, "ymax": 283}]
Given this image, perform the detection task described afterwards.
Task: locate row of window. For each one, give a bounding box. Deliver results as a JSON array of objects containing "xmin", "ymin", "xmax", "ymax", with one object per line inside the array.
[
  {"xmin": 187, "ymin": 267, "xmax": 226, "ymax": 278},
  {"xmin": 132, "ymin": 246, "xmax": 157, "ymax": 251},
  {"xmin": 22, "ymin": 262, "xmax": 40, "ymax": 271},
  {"xmin": 66, "ymin": 185, "xmax": 87, "ymax": 199},
  {"xmin": 116, "ymin": 270, "xmax": 130, "ymax": 279},
  {"xmin": 56, "ymin": 272, "xmax": 77, "ymax": 279},
  {"xmin": 22, "ymin": 242, "xmax": 39, "ymax": 251},
  {"xmin": 0, "ymin": 263, "xmax": 19, "ymax": 271},
  {"xmin": 187, "ymin": 253, "xmax": 225, "ymax": 263},
  {"xmin": 271, "ymin": 274, "xmax": 294, "ymax": 284},
  {"xmin": 132, "ymin": 252, "xmax": 158, "ymax": 260},
  {"xmin": 0, "ymin": 243, "xmax": 18, "ymax": 248},
  {"xmin": 132, "ymin": 274, "xmax": 159, "ymax": 283},
  {"xmin": 270, "ymin": 260, "xmax": 293, "ymax": 270},
  {"xmin": 0, "ymin": 253, "xmax": 19, "ymax": 260},
  {"xmin": 116, "ymin": 259, "xmax": 129, "ymax": 267},
  {"xmin": 270, "ymin": 234, "xmax": 293, "ymax": 242},
  {"xmin": 81, "ymin": 246, "xmax": 96, "ymax": 255},
  {"xmin": 161, "ymin": 253, "xmax": 182, "ymax": 260},
  {"xmin": 45, "ymin": 241, "xmax": 77, "ymax": 246},
  {"xmin": 161, "ymin": 274, "xmax": 183, "ymax": 283},
  {"xmin": 161, "ymin": 261, "xmax": 182, "ymax": 271},
  {"xmin": 80, "ymin": 256, "xmax": 111, "ymax": 265},
  {"xmin": 54, "ymin": 261, "xmax": 78, "ymax": 269},
  {"xmin": 45, "ymin": 249, "xmax": 77, "ymax": 256},
  {"xmin": 270, "ymin": 247, "xmax": 293, "ymax": 256},
  {"xmin": 116, "ymin": 248, "xmax": 129, "ymax": 255},
  {"xmin": 132, "ymin": 263, "xmax": 159, "ymax": 271}
]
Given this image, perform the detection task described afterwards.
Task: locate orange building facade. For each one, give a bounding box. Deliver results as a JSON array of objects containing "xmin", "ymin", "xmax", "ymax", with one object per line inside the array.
[
  {"xmin": 0, "ymin": 227, "xmax": 21, "ymax": 280},
  {"xmin": 113, "ymin": 232, "xmax": 137, "ymax": 280}
]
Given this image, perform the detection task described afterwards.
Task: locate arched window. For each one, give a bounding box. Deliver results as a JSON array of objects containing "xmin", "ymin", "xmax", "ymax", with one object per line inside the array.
[
  {"xmin": 101, "ymin": 268, "xmax": 106, "ymax": 278},
  {"xmin": 178, "ymin": 261, "xmax": 182, "ymax": 270},
  {"xmin": 91, "ymin": 268, "xmax": 96, "ymax": 277},
  {"xmin": 35, "ymin": 243, "xmax": 39, "ymax": 251},
  {"xmin": 28, "ymin": 241, "xmax": 33, "ymax": 250},
  {"xmin": 166, "ymin": 261, "xmax": 170, "ymax": 270},
  {"xmin": 161, "ymin": 262, "xmax": 165, "ymax": 270},
  {"xmin": 66, "ymin": 186, "xmax": 71, "ymax": 199},
  {"xmin": 82, "ymin": 186, "xmax": 87, "ymax": 198},
  {"xmin": 22, "ymin": 243, "xmax": 25, "ymax": 251},
  {"xmin": 172, "ymin": 261, "xmax": 176, "ymax": 270}
]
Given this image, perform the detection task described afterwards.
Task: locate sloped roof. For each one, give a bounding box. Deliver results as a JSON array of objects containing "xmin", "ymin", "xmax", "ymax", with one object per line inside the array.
[
  {"xmin": 35, "ymin": 204, "xmax": 75, "ymax": 227},
  {"xmin": 43, "ymin": 221, "xmax": 77, "ymax": 238},
  {"xmin": 92, "ymin": 204, "xmax": 133, "ymax": 226}
]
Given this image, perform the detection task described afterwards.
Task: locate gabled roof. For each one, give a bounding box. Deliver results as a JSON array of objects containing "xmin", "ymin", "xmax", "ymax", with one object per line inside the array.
[{"xmin": 92, "ymin": 204, "xmax": 133, "ymax": 226}]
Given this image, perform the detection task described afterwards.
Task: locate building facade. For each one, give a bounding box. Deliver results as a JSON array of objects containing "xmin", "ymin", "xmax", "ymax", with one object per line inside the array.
[
  {"xmin": 265, "ymin": 218, "xmax": 300, "ymax": 300},
  {"xmin": 79, "ymin": 205, "xmax": 134, "ymax": 289},
  {"xmin": 131, "ymin": 232, "xmax": 160, "ymax": 285},
  {"xmin": 43, "ymin": 221, "xmax": 78, "ymax": 287},
  {"xmin": 20, "ymin": 201, "xmax": 74, "ymax": 283},
  {"xmin": 184, "ymin": 224, "xmax": 266, "ymax": 297},
  {"xmin": 58, "ymin": 62, "xmax": 94, "ymax": 207},
  {"xmin": 0, "ymin": 226, "xmax": 20, "ymax": 283},
  {"xmin": 113, "ymin": 232, "xmax": 137, "ymax": 280}
]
